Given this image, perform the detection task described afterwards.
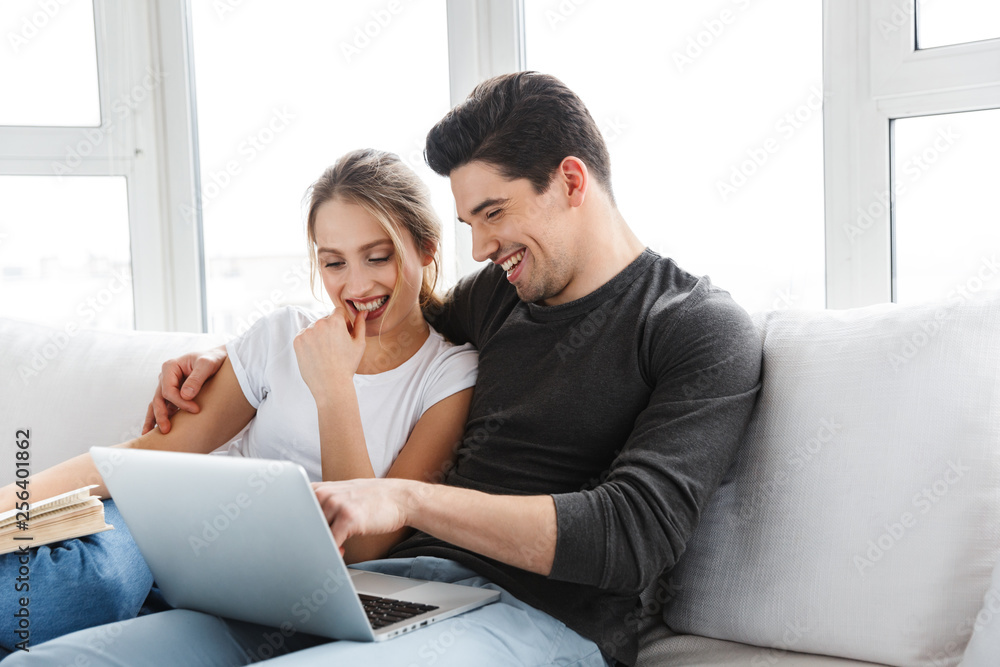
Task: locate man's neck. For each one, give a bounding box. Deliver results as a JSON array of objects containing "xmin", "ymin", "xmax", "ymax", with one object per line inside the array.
[{"xmin": 543, "ymin": 208, "xmax": 646, "ymax": 306}]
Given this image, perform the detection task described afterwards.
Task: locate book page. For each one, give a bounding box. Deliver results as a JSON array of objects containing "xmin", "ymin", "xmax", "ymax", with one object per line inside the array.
[
  {"xmin": 0, "ymin": 485, "xmax": 100, "ymax": 526},
  {"xmin": 0, "ymin": 486, "xmax": 112, "ymax": 555}
]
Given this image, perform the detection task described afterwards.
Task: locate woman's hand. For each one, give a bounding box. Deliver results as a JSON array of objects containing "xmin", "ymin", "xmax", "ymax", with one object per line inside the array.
[{"xmin": 294, "ymin": 308, "xmax": 367, "ymax": 401}]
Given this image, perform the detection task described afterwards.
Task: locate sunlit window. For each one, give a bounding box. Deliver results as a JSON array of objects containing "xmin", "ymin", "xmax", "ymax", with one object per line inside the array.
[
  {"xmin": 191, "ymin": 0, "xmax": 453, "ymax": 334},
  {"xmin": 0, "ymin": 176, "xmax": 133, "ymax": 330},
  {"xmin": 0, "ymin": 0, "xmax": 100, "ymax": 127},
  {"xmin": 893, "ymin": 108, "xmax": 1000, "ymax": 304},
  {"xmin": 524, "ymin": 0, "xmax": 825, "ymax": 312},
  {"xmin": 917, "ymin": 0, "xmax": 1000, "ymax": 49}
]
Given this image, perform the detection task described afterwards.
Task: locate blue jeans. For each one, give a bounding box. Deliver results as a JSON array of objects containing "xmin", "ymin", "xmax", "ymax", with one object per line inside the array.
[
  {"xmin": 7, "ymin": 556, "xmax": 611, "ymax": 666},
  {"xmin": 0, "ymin": 500, "xmax": 157, "ymax": 659}
]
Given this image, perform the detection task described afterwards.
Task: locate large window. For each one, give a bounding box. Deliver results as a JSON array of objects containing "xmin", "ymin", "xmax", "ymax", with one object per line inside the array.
[
  {"xmin": 0, "ymin": 0, "xmax": 100, "ymax": 126},
  {"xmin": 0, "ymin": 1, "xmax": 188, "ymax": 331},
  {"xmin": 0, "ymin": 1, "xmax": 128, "ymax": 331},
  {"xmin": 916, "ymin": 0, "xmax": 1000, "ymax": 49},
  {"xmin": 825, "ymin": 0, "xmax": 1000, "ymax": 307},
  {"xmin": 0, "ymin": 175, "xmax": 133, "ymax": 331},
  {"xmin": 3, "ymin": 1, "xmax": 997, "ymax": 333},
  {"xmin": 523, "ymin": 0, "xmax": 826, "ymax": 313},
  {"xmin": 190, "ymin": 0, "xmax": 453, "ymax": 334},
  {"xmin": 893, "ymin": 108, "xmax": 1000, "ymax": 304}
]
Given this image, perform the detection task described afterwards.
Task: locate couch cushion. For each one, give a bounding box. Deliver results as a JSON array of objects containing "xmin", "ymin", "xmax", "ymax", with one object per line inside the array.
[
  {"xmin": 959, "ymin": 549, "xmax": 1000, "ymax": 666},
  {"xmin": 638, "ymin": 625, "xmax": 891, "ymax": 667},
  {"xmin": 0, "ymin": 317, "xmax": 229, "ymax": 486},
  {"xmin": 662, "ymin": 293, "xmax": 1000, "ymax": 667}
]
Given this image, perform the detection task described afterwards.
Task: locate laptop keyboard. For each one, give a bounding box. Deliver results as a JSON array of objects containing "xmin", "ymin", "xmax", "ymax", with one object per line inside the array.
[{"xmin": 359, "ymin": 593, "xmax": 439, "ymax": 629}]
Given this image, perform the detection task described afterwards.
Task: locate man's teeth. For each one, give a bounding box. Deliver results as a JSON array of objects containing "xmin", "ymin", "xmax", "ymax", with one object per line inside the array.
[
  {"xmin": 501, "ymin": 250, "xmax": 525, "ymax": 274},
  {"xmin": 350, "ymin": 296, "xmax": 388, "ymax": 312}
]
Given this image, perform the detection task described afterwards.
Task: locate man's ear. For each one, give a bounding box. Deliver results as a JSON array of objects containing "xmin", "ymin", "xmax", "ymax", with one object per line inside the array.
[{"xmin": 556, "ymin": 156, "xmax": 589, "ymax": 207}]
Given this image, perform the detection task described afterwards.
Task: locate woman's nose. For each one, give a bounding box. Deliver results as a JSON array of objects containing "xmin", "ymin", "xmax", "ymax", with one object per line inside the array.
[{"xmin": 344, "ymin": 266, "xmax": 374, "ymax": 295}]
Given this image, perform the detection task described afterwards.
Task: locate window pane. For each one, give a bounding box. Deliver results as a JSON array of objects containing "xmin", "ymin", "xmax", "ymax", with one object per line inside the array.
[
  {"xmin": 917, "ymin": 0, "xmax": 1000, "ymax": 49},
  {"xmin": 0, "ymin": 0, "xmax": 101, "ymax": 126},
  {"xmin": 524, "ymin": 0, "xmax": 825, "ymax": 313},
  {"xmin": 893, "ymin": 108, "xmax": 1000, "ymax": 304},
  {"xmin": 0, "ymin": 176, "xmax": 134, "ymax": 330},
  {"xmin": 191, "ymin": 1, "xmax": 452, "ymax": 334}
]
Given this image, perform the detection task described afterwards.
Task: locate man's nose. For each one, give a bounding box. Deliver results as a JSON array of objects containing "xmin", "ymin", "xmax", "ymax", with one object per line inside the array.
[{"xmin": 470, "ymin": 222, "xmax": 500, "ymax": 264}]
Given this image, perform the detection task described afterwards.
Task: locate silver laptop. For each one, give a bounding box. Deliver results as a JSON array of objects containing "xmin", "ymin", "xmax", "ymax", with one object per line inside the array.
[{"xmin": 89, "ymin": 446, "xmax": 499, "ymax": 641}]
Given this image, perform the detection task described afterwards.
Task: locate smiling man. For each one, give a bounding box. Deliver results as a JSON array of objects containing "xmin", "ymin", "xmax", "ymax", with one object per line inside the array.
[{"xmin": 18, "ymin": 73, "xmax": 762, "ymax": 667}]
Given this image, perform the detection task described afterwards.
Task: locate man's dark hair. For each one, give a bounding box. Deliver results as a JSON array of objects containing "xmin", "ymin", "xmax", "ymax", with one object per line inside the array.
[{"xmin": 424, "ymin": 71, "xmax": 614, "ymax": 202}]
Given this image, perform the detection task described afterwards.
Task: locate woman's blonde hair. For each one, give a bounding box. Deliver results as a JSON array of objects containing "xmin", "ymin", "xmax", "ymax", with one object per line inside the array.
[{"xmin": 305, "ymin": 149, "xmax": 444, "ymax": 321}]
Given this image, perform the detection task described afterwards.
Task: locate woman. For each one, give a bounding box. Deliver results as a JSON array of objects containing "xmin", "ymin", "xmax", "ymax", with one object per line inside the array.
[{"xmin": 0, "ymin": 149, "xmax": 477, "ymax": 652}]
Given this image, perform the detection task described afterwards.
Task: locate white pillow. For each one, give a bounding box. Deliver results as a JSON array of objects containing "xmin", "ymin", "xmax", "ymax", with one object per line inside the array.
[
  {"xmin": 0, "ymin": 317, "xmax": 229, "ymax": 486},
  {"xmin": 959, "ymin": 553, "xmax": 1000, "ymax": 667},
  {"xmin": 662, "ymin": 292, "xmax": 1000, "ymax": 667}
]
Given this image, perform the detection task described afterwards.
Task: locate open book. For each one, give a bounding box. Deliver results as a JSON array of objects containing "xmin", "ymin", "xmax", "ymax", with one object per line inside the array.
[{"xmin": 0, "ymin": 486, "xmax": 113, "ymax": 555}]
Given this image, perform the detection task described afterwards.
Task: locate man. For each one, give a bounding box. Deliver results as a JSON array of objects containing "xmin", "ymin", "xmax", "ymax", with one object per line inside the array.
[{"xmin": 17, "ymin": 72, "xmax": 761, "ymax": 666}]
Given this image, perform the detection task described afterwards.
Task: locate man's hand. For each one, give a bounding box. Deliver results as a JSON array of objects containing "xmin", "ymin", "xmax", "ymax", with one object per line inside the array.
[
  {"xmin": 142, "ymin": 345, "xmax": 229, "ymax": 434},
  {"xmin": 312, "ymin": 478, "xmax": 411, "ymax": 549},
  {"xmin": 310, "ymin": 478, "xmax": 557, "ymax": 576}
]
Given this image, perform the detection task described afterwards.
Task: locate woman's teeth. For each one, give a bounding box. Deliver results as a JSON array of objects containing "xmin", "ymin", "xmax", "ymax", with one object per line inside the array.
[
  {"xmin": 501, "ymin": 250, "xmax": 525, "ymax": 275},
  {"xmin": 350, "ymin": 296, "xmax": 388, "ymax": 312}
]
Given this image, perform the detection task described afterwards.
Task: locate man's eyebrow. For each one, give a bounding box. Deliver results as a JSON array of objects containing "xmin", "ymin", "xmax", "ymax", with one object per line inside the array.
[
  {"xmin": 457, "ymin": 197, "xmax": 509, "ymax": 224},
  {"xmin": 316, "ymin": 239, "xmax": 393, "ymax": 254}
]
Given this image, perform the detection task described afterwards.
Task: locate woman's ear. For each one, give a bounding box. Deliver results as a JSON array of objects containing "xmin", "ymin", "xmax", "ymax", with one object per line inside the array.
[{"xmin": 421, "ymin": 240, "xmax": 438, "ymax": 267}]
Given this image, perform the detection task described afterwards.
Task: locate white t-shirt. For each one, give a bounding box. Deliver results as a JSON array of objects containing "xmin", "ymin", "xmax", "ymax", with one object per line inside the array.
[{"xmin": 224, "ymin": 305, "xmax": 478, "ymax": 480}]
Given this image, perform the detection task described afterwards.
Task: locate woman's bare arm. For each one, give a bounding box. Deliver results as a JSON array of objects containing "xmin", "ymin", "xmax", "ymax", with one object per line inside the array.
[
  {"xmin": 0, "ymin": 357, "xmax": 255, "ymax": 513},
  {"xmin": 143, "ymin": 344, "xmax": 230, "ymax": 434},
  {"xmin": 340, "ymin": 387, "xmax": 473, "ymax": 564}
]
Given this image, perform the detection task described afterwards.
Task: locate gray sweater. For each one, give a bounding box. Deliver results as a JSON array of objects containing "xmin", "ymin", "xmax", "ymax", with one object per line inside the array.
[{"xmin": 390, "ymin": 249, "xmax": 762, "ymax": 665}]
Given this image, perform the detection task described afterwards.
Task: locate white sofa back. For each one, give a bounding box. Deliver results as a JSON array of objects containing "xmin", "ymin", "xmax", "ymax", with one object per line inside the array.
[
  {"xmin": 4, "ymin": 294, "xmax": 1000, "ymax": 667},
  {"xmin": 0, "ymin": 317, "xmax": 229, "ymax": 486}
]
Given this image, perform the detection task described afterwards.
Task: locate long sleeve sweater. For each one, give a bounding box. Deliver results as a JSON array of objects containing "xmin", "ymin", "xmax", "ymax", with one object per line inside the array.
[{"xmin": 390, "ymin": 248, "xmax": 762, "ymax": 665}]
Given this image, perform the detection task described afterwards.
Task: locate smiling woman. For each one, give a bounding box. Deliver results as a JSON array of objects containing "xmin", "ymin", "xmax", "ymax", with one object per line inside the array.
[
  {"xmin": 304, "ymin": 153, "xmax": 440, "ymax": 374},
  {"xmin": 307, "ymin": 153, "xmax": 442, "ymax": 302},
  {"xmin": 0, "ymin": 148, "xmax": 480, "ymax": 652}
]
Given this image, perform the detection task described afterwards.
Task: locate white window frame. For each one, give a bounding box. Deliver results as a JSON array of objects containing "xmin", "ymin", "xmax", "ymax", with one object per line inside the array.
[
  {"xmin": 3, "ymin": 1, "xmax": 522, "ymax": 331},
  {"xmin": 0, "ymin": 0, "xmax": 203, "ymax": 331},
  {"xmin": 30, "ymin": 2, "xmax": 981, "ymax": 329},
  {"xmin": 164, "ymin": 0, "xmax": 524, "ymax": 325},
  {"xmin": 155, "ymin": 0, "xmax": 523, "ymax": 329},
  {"xmin": 445, "ymin": 0, "xmax": 525, "ymax": 280},
  {"xmin": 824, "ymin": 0, "xmax": 1000, "ymax": 308}
]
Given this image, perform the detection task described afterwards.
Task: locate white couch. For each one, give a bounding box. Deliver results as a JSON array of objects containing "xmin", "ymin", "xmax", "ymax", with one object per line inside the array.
[{"xmin": 2, "ymin": 291, "xmax": 999, "ymax": 667}]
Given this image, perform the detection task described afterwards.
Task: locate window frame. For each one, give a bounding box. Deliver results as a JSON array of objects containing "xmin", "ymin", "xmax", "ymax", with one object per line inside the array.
[
  {"xmin": 823, "ymin": 0, "xmax": 1000, "ymax": 308},
  {"xmin": 445, "ymin": 0, "xmax": 525, "ymax": 281},
  {"xmin": 0, "ymin": 0, "xmax": 204, "ymax": 331},
  {"xmin": 12, "ymin": 1, "xmax": 991, "ymax": 329}
]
